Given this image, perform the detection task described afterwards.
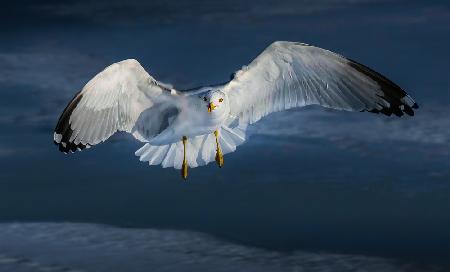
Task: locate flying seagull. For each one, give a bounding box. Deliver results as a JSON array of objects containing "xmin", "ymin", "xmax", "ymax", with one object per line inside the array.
[{"xmin": 54, "ymin": 41, "xmax": 418, "ymax": 179}]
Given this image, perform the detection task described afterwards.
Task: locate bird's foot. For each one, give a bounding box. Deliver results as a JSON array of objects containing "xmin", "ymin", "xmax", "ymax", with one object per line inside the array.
[
  {"xmin": 181, "ymin": 136, "xmax": 188, "ymax": 180},
  {"xmin": 215, "ymin": 148, "xmax": 224, "ymax": 168},
  {"xmin": 181, "ymin": 159, "xmax": 188, "ymax": 180},
  {"xmin": 214, "ymin": 130, "xmax": 224, "ymax": 168}
]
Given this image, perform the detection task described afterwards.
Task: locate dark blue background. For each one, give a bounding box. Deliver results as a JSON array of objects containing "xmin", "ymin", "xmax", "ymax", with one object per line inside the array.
[{"xmin": 0, "ymin": 0, "xmax": 449, "ymax": 267}]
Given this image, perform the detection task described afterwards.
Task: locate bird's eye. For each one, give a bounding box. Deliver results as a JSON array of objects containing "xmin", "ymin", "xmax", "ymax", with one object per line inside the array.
[
  {"xmin": 219, "ymin": 98, "xmax": 224, "ymax": 102},
  {"xmin": 203, "ymin": 97, "xmax": 207, "ymax": 101}
]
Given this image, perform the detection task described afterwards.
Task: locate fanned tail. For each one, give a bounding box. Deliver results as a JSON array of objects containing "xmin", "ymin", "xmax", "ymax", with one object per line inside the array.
[{"xmin": 135, "ymin": 125, "xmax": 246, "ymax": 169}]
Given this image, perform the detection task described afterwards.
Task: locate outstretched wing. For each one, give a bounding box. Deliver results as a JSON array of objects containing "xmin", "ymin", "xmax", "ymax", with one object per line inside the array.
[
  {"xmin": 54, "ymin": 59, "xmax": 180, "ymax": 153},
  {"xmin": 223, "ymin": 41, "xmax": 418, "ymax": 125}
]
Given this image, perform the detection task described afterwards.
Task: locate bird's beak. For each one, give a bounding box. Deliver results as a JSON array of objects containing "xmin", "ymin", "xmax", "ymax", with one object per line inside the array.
[{"xmin": 207, "ymin": 102, "xmax": 216, "ymax": 113}]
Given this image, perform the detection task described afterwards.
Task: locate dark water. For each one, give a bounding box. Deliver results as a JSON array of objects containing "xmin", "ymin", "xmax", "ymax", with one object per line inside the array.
[{"xmin": 0, "ymin": 0, "xmax": 449, "ymax": 270}]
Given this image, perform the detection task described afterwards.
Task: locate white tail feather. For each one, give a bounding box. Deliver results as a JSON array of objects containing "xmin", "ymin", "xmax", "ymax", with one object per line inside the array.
[{"xmin": 135, "ymin": 125, "xmax": 247, "ymax": 169}]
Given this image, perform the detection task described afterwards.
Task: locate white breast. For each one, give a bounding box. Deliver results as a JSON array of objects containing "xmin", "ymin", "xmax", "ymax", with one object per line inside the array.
[{"xmin": 148, "ymin": 95, "xmax": 229, "ymax": 145}]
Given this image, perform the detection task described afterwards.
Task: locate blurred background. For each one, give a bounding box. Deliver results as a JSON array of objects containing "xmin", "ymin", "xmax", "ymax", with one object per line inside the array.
[{"xmin": 0, "ymin": 0, "xmax": 449, "ymax": 271}]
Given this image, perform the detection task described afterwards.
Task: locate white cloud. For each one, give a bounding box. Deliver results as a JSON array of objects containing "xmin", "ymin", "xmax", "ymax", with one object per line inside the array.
[
  {"xmin": 251, "ymin": 105, "xmax": 450, "ymax": 149},
  {"xmin": 0, "ymin": 222, "xmax": 443, "ymax": 272}
]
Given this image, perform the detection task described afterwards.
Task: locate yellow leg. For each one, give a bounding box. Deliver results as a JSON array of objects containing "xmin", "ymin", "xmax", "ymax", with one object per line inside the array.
[
  {"xmin": 214, "ymin": 130, "xmax": 224, "ymax": 168},
  {"xmin": 181, "ymin": 136, "xmax": 188, "ymax": 180}
]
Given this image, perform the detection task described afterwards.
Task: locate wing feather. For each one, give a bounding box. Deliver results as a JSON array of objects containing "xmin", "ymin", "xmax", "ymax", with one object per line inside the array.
[
  {"xmin": 54, "ymin": 59, "xmax": 180, "ymax": 153},
  {"xmin": 223, "ymin": 41, "xmax": 418, "ymax": 125}
]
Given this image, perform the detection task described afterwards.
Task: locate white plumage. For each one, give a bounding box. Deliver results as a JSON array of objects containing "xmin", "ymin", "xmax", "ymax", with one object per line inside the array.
[{"xmin": 54, "ymin": 41, "xmax": 418, "ymax": 173}]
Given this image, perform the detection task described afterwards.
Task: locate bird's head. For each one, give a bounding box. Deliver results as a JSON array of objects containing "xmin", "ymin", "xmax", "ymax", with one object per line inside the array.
[{"xmin": 201, "ymin": 90, "xmax": 228, "ymax": 115}]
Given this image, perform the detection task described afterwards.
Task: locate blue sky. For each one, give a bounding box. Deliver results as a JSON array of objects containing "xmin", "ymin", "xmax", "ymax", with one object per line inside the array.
[{"xmin": 0, "ymin": 0, "xmax": 450, "ymax": 268}]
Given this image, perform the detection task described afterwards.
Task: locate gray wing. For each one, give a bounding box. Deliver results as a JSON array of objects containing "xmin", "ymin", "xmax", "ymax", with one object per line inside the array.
[
  {"xmin": 223, "ymin": 41, "xmax": 418, "ymax": 125},
  {"xmin": 54, "ymin": 59, "xmax": 181, "ymax": 153}
]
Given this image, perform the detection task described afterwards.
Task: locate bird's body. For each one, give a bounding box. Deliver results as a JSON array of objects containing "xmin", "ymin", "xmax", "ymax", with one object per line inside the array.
[
  {"xmin": 54, "ymin": 41, "xmax": 418, "ymax": 179},
  {"xmin": 149, "ymin": 88, "xmax": 230, "ymax": 146}
]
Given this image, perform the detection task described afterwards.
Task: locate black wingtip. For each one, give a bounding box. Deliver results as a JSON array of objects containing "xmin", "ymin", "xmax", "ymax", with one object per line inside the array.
[
  {"xmin": 403, "ymin": 105, "xmax": 414, "ymax": 116},
  {"xmin": 54, "ymin": 92, "xmax": 88, "ymax": 154},
  {"xmin": 54, "ymin": 138, "xmax": 87, "ymax": 154},
  {"xmin": 347, "ymin": 59, "xmax": 418, "ymax": 118}
]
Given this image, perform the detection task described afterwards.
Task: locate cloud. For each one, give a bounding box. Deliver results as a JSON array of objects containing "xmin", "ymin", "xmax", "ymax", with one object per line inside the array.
[
  {"xmin": 31, "ymin": 0, "xmax": 394, "ymax": 26},
  {"xmin": 0, "ymin": 46, "xmax": 107, "ymax": 128},
  {"xmin": 251, "ymin": 105, "xmax": 450, "ymax": 153},
  {"xmin": 0, "ymin": 222, "xmax": 444, "ymax": 272},
  {"xmin": 0, "ymin": 47, "xmax": 104, "ymax": 93},
  {"xmin": 0, "ymin": 148, "xmax": 18, "ymax": 157},
  {"xmin": 359, "ymin": 3, "xmax": 450, "ymax": 26},
  {"xmin": 30, "ymin": 0, "xmax": 450, "ymax": 30}
]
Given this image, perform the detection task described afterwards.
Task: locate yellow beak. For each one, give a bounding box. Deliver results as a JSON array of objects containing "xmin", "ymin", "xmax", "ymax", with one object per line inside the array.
[{"xmin": 207, "ymin": 102, "xmax": 216, "ymax": 113}]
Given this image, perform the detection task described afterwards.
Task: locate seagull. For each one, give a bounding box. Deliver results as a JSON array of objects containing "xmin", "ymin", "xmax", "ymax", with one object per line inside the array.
[{"xmin": 54, "ymin": 41, "xmax": 418, "ymax": 179}]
